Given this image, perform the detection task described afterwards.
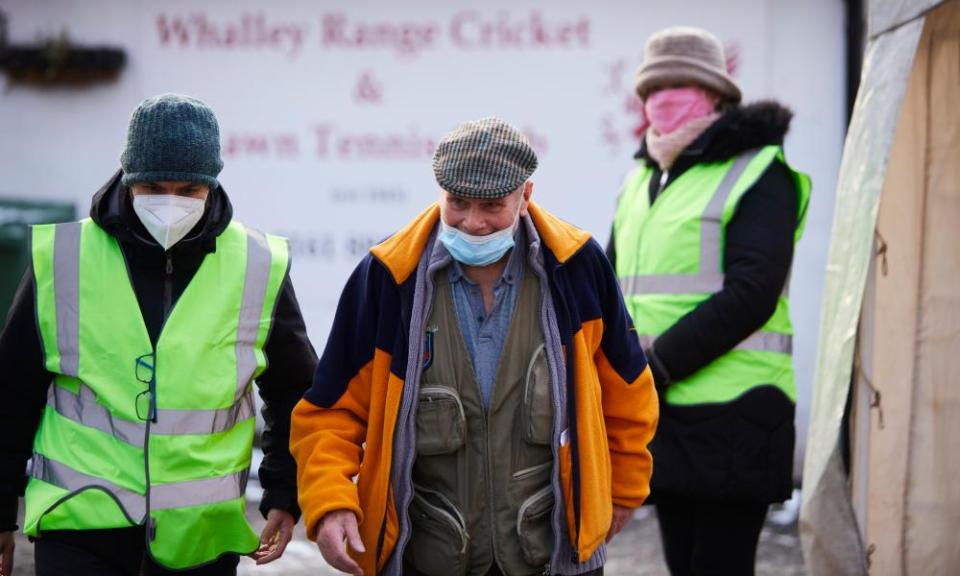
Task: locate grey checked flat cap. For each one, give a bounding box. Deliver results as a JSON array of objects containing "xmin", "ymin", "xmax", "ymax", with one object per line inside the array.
[{"xmin": 433, "ymin": 117, "xmax": 538, "ymax": 199}]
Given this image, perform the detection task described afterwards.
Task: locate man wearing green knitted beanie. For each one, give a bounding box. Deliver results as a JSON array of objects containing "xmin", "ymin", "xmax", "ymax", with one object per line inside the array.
[
  {"xmin": 0, "ymin": 93, "xmax": 318, "ymax": 575},
  {"xmin": 120, "ymin": 93, "xmax": 226, "ymax": 250}
]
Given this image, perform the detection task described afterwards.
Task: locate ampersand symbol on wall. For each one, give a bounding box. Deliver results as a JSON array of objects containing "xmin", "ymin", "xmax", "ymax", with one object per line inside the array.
[{"xmin": 353, "ymin": 70, "xmax": 384, "ymax": 104}]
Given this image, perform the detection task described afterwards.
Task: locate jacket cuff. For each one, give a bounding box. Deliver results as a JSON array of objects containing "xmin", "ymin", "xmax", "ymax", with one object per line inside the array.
[
  {"xmin": 259, "ymin": 489, "xmax": 302, "ymax": 523},
  {"xmin": 0, "ymin": 496, "xmax": 19, "ymax": 532},
  {"xmin": 612, "ymin": 494, "xmax": 646, "ymax": 509}
]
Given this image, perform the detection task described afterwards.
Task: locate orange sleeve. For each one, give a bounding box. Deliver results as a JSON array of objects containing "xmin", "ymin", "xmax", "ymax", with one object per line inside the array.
[
  {"xmin": 596, "ymin": 350, "xmax": 659, "ymax": 509},
  {"xmin": 289, "ymin": 359, "xmax": 374, "ymax": 540}
]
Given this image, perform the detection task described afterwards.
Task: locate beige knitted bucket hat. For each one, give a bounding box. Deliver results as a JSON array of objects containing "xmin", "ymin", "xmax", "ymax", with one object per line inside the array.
[{"xmin": 634, "ymin": 26, "xmax": 742, "ymax": 102}]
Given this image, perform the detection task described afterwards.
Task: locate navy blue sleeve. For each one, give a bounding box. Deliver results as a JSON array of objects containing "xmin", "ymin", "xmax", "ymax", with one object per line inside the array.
[
  {"xmin": 591, "ymin": 240, "xmax": 647, "ymax": 383},
  {"xmin": 568, "ymin": 239, "xmax": 647, "ymax": 383},
  {"xmin": 304, "ymin": 254, "xmax": 404, "ymax": 408}
]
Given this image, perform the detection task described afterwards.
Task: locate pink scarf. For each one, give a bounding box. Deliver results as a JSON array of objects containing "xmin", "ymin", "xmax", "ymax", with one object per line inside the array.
[
  {"xmin": 645, "ymin": 113, "xmax": 720, "ymax": 171},
  {"xmin": 643, "ymin": 86, "xmax": 721, "ymax": 171}
]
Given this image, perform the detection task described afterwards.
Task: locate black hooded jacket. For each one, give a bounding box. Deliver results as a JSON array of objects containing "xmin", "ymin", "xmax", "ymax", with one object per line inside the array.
[
  {"xmin": 607, "ymin": 102, "xmax": 802, "ymax": 503},
  {"xmin": 0, "ymin": 171, "xmax": 318, "ymax": 531}
]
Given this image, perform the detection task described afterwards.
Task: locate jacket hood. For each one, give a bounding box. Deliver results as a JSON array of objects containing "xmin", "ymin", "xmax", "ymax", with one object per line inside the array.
[
  {"xmin": 89, "ymin": 169, "xmax": 234, "ymax": 251},
  {"xmin": 636, "ymin": 101, "xmax": 794, "ymax": 164},
  {"xmin": 370, "ymin": 201, "xmax": 592, "ymax": 285}
]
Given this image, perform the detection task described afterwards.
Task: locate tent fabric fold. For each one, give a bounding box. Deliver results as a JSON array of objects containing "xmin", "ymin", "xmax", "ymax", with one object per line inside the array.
[
  {"xmin": 802, "ymin": 1, "xmax": 960, "ymax": 573},
  {"xmin": 799, "ymin": 7, "xmax": 926, "ymax": 576}
]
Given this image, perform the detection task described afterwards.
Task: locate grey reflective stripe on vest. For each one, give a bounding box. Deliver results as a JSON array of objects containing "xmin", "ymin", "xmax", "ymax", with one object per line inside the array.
[
  {"xmin": 619, "ymin": 149, "xmax": 763, "ymax": 297},
  {"xmin": 49, "ymin": 382, "xmax": 256, "ymax": 442},
  {"xmin": 235, "ymin": 227, "xmax": 274, "ymax": 402},
  {"xmin": 150, "ymin": 468, "xmax": 249, "ymax": 511},
  {"xmin": 47, "ymin": 223, "xmax": 269, "ymax": 442},
  {"xmin": 31, "ymin": 454, "xmax": 247, "ymax": 515},
  {"xmin": 152, "ymin": 387, "xmax": 256, "ymax": 435},
  {"xmin": 620, "ymin": 272, "xmax": 724, "ymax": 296},
  {"xmin": 31, "ymin": 453, "xmax": 146, "ymax": 522},
  {"xmin": 738, "ymin": 331, "xmax": 792, "ymax": 354},
  {"xmin": 53, "ymin": 222, "xmax": 82, "ymax": 377},
  {"xmin": 48, "ymin": 383, "xmax": 144, "ymax": 446},
  {"xmin": 638, "ymin": 331, "xmax": 791, "ymax": 354}
]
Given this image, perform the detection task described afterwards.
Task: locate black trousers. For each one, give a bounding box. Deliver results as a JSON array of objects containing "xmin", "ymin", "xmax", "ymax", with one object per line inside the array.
[
  {"xmin": 481, "ymin": 567, "xmax": 602, "ymax": 576},
  {"xmin": 403, "ymin": 558, "xmax": 603, "ymax": 575},
  {"xmin": 34, "ymin": 526, "xmax": 240, "ymax": 576},
  {"xmin": 655, "ymin": 494, "xmax": 768, "ymax": 576}
]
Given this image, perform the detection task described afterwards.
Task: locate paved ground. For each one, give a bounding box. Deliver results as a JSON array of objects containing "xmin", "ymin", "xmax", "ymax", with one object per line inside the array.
[{"xmin": 11, "ymin": 496, "xmax": 806, "ymax": 575}]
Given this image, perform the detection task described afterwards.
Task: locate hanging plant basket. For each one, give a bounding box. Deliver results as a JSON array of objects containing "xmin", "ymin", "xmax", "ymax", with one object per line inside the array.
[{"xmin": 0, "ymin": 12, "xmax": 126, "ymax": 86}]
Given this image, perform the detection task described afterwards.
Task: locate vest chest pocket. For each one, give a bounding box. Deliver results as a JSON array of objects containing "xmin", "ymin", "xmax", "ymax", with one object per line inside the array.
[
  {"xmin": 407, "ymin": 485, "xmax": 469, "ymax": 576},
  {"xmin": 516, "ymin": 484, "xmax": 555, "ymax": 568},
  {"xmin": 523, "ymin": 344, "xmax": 553, "ymax": 445},
  {"xmin": 416, "ymin": 386, "xmax": 466, "ymax": 456}
]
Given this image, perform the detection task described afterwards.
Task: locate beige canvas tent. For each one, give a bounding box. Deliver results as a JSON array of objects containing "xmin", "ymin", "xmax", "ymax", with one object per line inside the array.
[{"xmin": 800, "ymin": 0, "xmax": 960, "ymax": 574}]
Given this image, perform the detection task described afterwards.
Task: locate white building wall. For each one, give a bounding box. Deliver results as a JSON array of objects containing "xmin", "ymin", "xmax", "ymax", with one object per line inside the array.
[{"xmin": 0, "ymin": 0, "xmax": 847, "ymax": 475}]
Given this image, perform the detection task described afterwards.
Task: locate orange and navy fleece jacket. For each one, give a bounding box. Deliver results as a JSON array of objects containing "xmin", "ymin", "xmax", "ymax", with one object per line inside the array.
[{"xmin": 291, "ymin": 202, "xmax": 658, "ymax": 575}]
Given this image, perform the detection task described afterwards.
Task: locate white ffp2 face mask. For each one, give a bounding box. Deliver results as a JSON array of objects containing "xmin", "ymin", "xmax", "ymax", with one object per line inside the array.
[{"xmin": 132, "ymin": 194, "xmax": 206, "ymax": 250}]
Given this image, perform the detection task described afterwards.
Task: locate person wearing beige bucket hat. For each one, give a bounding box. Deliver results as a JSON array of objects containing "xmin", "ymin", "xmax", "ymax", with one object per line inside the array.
[
  {"xmin": 633, "ymin": 26, "xmax": 742, "ymax": 103},
  {"xmin": 608, "ymin": 26, "xmax": 813, "ymax": 576}
]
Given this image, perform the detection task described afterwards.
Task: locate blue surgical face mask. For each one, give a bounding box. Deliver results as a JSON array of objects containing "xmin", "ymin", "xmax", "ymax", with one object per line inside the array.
[{"xmin": 439, "ymin": 214, "xmax": 519, "ymax": 267}]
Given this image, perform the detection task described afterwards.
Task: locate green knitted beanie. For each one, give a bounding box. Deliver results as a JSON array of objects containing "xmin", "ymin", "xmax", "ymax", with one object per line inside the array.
[{"xmin": 120, "ymin": 93, "xmax": 223, "ymax": 189}]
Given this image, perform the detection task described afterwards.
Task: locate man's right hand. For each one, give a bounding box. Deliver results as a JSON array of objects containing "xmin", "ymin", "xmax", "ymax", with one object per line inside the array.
[
  {"xmin": 0, "ymin": 531, "xmax": 14, "ymax": 576},
  {"xmin": 314, "ymin": 510, "xmax": 365, "ymax": 576}
]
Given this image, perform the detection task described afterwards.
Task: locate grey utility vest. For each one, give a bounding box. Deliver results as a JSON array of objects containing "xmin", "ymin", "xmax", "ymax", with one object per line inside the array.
[{"xmin": 406, "ymin": 264, "xmax": 556, "ymax": 576}]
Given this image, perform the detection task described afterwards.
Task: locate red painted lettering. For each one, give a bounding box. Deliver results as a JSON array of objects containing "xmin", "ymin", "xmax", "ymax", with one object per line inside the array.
[
  {"xmin": 313, "ymin": 125, "xmax": 334, "ymax": 158},
  {"xmin": 155, "ymin": 14, "xmax": 192, "ymax": 46},
  {"xmin": 450, "ymin": 11, "xmax": 482, "ymax": 49}
]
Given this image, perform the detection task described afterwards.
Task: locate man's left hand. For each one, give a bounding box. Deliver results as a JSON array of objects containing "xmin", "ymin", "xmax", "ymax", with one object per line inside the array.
[
  {"xmin": 606, "ymin": 505, "xmax": 634, "ymax": 543},
  {"xmin": 250, "ymin": 508, "xmax": 295, "ymax": 565}
]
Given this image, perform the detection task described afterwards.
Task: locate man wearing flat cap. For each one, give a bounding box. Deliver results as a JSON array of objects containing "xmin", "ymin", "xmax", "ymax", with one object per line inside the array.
[
  {"xmin": 291, "ymin": 117, "xmax": 658, "ymax": 576},
  {"xmin": 0, "ymin": 93, "xmax": 317, "ymax": 575}
]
